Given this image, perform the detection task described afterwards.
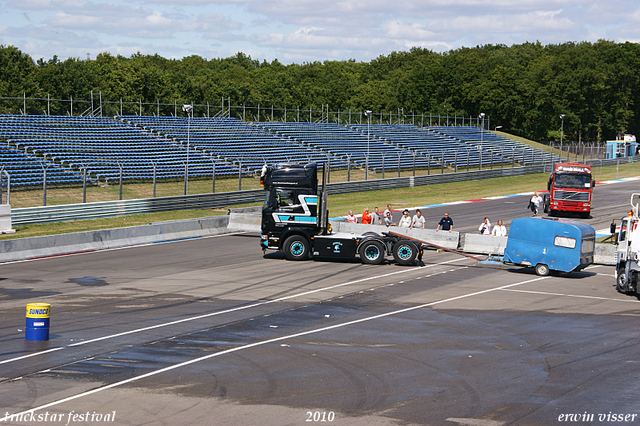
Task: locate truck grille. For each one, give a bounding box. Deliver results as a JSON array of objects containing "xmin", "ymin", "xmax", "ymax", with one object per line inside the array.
[{"xmin": 553, "ymin": 190, "xmax": 589, "ymax": 202}]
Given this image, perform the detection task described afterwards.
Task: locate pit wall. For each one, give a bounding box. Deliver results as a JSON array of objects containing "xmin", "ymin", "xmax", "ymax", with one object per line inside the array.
[{"xmin": 0, "ymin": 216, "xmax": 229, "ymax": 263}]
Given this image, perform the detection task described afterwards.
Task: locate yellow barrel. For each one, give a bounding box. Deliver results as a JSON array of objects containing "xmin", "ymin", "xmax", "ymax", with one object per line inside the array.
[{"xmin": 25, "ymin": 303, "xmax": 50, "ymax": 341}]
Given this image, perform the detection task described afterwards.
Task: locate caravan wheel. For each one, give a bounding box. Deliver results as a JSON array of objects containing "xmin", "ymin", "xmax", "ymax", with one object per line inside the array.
[{"xmin": 535, "ymin": 263, "xmax": 550, "ymax": 276}]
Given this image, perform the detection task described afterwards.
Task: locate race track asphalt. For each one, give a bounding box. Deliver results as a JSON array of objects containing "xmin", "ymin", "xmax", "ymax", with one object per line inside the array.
[{"xmin": 1, "ymin": 178, "xmax": 639, "ymax": 426}]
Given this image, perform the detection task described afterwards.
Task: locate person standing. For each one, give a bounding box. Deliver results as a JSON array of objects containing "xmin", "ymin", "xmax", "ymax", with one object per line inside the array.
[
  {"xmin": 478, "ymin": 217, "xmax": 491, "ymax": 235},
  {"xmin": 530, "ymin": 192, "xmax": 543, "ymax": 216},
  {"xmin": 436, "ymin": 212, "xmax": 453, "ymax": 232},
  {"xmin": 371, "ymin": 206, "xmax": 382, "ymax": 225},
  {"xmin": 361, "ymin": 207, "xmax": 372, "ymax": 225},
  {"xmin": 383, "ymin": 204, "xmax": 393, "ymax": 217},
  {"xmin": 492, "ymin": 219, "xmax": 507, "ymax": 237},
  {"xmin": 411, "ymin": 209, "xmax": 426, "ymax": 229},
  {"xmin": 346, "ymin": 210, "xmax": 357, "ymax": 223},
  {"xmin": 383, "ymin": 211, "xmax": 395, "ymax": 227},
  {"xmin": 398, "ymin": 209, "xmax": 412, "ymax": 228}
]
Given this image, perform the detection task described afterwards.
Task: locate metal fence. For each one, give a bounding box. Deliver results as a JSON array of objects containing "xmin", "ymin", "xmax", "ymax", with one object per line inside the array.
[
  {"xmin": 0, "ymin": 93, "xmax": 487, "ymax": 127},
  {"xmin": 11, "ymin": 155, "xmax": 637, "ymax": 226}
]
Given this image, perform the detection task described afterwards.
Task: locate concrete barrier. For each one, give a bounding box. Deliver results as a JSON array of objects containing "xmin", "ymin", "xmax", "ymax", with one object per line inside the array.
[
  {"xmin": 330, "ymin": 222, "xmax": 460, "ymax": 250},
  {"xmin": 0, "ymin": 215, "xmax": 230, "ymax": 263},
  {"xmin": 0, "ymin": 211, "xmax": 618, "ymax": 266},
  {"xmin": 0, "ymin": 204, "xmax": 15, "ymax": 234},
  {"xmin": 461, "ymin": 234, "xmax": 508, "ymax": 255},
  {"xmin": 594, "ymin": 244, "xmax": 616, "ymax": 265},
  {"xmin": 227, "ymin": 213, "xmax": 261, "ymax": 232}
]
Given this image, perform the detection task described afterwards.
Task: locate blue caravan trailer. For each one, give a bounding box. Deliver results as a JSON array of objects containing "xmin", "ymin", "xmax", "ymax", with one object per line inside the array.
[{"xmin": 502, "ymin": 217, "xmax": 595, "ymax": 276}]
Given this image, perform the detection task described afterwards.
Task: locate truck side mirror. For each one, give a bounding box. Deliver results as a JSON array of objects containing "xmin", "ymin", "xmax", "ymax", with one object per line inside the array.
[
  {"xmin": 610, "ymin": 220, "xmax": 616, "ymax": 235},
  {"xmin": 592, "ymin": 179, "xmax": 596, "ymax": 188}
]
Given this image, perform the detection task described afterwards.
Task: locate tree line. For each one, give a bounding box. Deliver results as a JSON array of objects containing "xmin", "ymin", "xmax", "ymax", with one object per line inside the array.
[{"xmin": 0, "ymin": 40, "xmax": 638, "ymax": 143}]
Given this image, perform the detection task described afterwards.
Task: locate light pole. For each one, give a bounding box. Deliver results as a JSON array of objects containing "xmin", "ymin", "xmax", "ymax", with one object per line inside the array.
[
  {"xmin": 182, "ymin": 104, "xmax": 193, "ymax": 195},
  {"xmin": 559, "ymin": 114, "xmax": 565, "ymax": 161},
  {"xmin": 479, "ymin": 113, "xmax": 485, "ymax": 170},
  {"xmin": 365, "ymin": 110, "xmax": 372, "ymax": 180}
]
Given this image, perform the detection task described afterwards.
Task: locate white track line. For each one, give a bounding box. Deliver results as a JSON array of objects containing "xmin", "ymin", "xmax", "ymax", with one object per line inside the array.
[
  {"xmin": 0, "ymin": 275, "xmax": 548, "ymax": 421},
  {"xmin": 501, "ymin": 288, "xmax": 640, "ymax": 303},
  {"xmin": 0, "ymin": 258, "xmax": 468, "ymax": 365}
]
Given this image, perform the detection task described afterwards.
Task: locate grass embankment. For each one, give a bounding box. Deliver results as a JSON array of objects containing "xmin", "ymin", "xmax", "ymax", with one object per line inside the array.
[{"xmin": 2, "ymin": 161, "xmax": 638, "ymax": 241}]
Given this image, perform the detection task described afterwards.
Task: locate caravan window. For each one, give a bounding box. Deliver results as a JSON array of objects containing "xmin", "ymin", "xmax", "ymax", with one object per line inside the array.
[
  {"xmin": 554, "ymin": 236, "xmax": 576, "ymax": 249},
  {"xmin": 581, "ymin": 238, "xmax": 594, "ymax": 254}
]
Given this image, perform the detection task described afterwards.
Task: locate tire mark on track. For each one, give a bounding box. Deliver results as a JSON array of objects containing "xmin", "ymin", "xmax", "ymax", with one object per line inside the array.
[{"xmin": 1, "ymin": 275, "xmax": 548, "ymax": 421}]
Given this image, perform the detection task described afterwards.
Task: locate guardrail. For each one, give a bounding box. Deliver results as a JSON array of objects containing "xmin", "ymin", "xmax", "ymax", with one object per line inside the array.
[
  {"xmin": 10, "ymin": 156, "xmax": 638, "ymax": 226},
  {"xmin": 12, "ymin": 190, "xmax": 264, "ymax": 226}
]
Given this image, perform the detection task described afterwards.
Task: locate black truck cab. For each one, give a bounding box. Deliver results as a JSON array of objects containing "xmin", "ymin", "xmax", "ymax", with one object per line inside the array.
[
  {"xmin": 260, "ymin": 162, "xmax": 422, "ymax": 265},
  {"xmin": 260, "ymin": 163, "xmax": 324, "ymax": 258}
]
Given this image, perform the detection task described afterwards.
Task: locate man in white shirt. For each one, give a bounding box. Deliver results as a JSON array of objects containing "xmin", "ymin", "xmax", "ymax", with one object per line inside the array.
[{"xmin": 411, "ymin": 209, "xmax": 426, "ymax": 229}]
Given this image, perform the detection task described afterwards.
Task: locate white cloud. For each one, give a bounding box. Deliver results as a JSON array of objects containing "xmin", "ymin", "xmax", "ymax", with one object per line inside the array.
[
  {"xmin": 384, "ymin": 21, "xmax": 436, "ymax": 40},
  {"xmin": 0, "ymin": 0, "xmax": 637, "ymax": 63}
]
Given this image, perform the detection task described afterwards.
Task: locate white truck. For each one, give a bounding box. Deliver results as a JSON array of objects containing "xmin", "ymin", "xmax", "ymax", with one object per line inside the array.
[{"xmin": 612, "ymin": 193, "xmax": 640, "ymax": 294}]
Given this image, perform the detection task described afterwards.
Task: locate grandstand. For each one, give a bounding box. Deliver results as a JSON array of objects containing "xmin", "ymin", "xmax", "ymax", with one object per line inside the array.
[
  {"xmin": 117, "ymin": 116, "xmax": 348, "ymax": 174},
  {"xmin": 347, "ymin": 123, "xmax": 474, "ymax": 170},
  {"xmin": 0, "ymin": 115, "xmax": 236, "ymax": 186},
  {"xmin": 430, "ymin": 126, "xmax": 557, "ymax": 166},
  {"xmin": 0, "ymin": 144, "xmax": 82, "ymax": 187},
  {"xmin": 0, "ymin": 114, "xmax": 558, "ymax": 190},
  {"xmin": 256, "ymin": 122, "xmax": 436, "ymax": 171}
]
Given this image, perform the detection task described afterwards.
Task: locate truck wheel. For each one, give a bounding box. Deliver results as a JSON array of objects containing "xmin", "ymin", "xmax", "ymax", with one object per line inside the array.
[
  {"xmin": 283, "ymin": 235, "xmax": 310, "ymax": 261},
  {"xmin": 543, "ymin": 195, "xmax": 550, "ymax": 213},
  {"xmin": 359, "ymin": 240, "xmax": 385, "ymax": 265},
  {"xmin": 616, "ymin": 265, "xmax": 631, "ymax": 294},
  {"xmin": 393, "ymin": 241, "xmax": 417, "ymax": 266},
  {"xmin": 535, "ymin": 263, "xmax": 550, "ymax": 276}
]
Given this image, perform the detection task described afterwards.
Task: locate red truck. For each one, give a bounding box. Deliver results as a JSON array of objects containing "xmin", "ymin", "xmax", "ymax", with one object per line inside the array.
[{"xmin": 544, "ymin": 163, "xmax": 595, "ymax": 219}]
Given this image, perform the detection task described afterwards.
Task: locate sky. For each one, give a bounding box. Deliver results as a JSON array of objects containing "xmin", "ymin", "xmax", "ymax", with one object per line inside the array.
[{"xmin": 0, "ymin": 0, "xmax": 638, "ymax": 64}]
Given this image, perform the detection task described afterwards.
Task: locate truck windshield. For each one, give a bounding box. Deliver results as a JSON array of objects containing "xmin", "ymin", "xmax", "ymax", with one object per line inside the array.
[{"xmin": 554, "ymin": 173, "xmax": 592, "ymax": 189}]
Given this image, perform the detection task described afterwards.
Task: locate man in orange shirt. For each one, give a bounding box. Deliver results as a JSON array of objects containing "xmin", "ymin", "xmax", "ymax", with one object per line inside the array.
[{"xmin": 362, "ymin": 207, "xmax": 373, "ymax": 225}]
